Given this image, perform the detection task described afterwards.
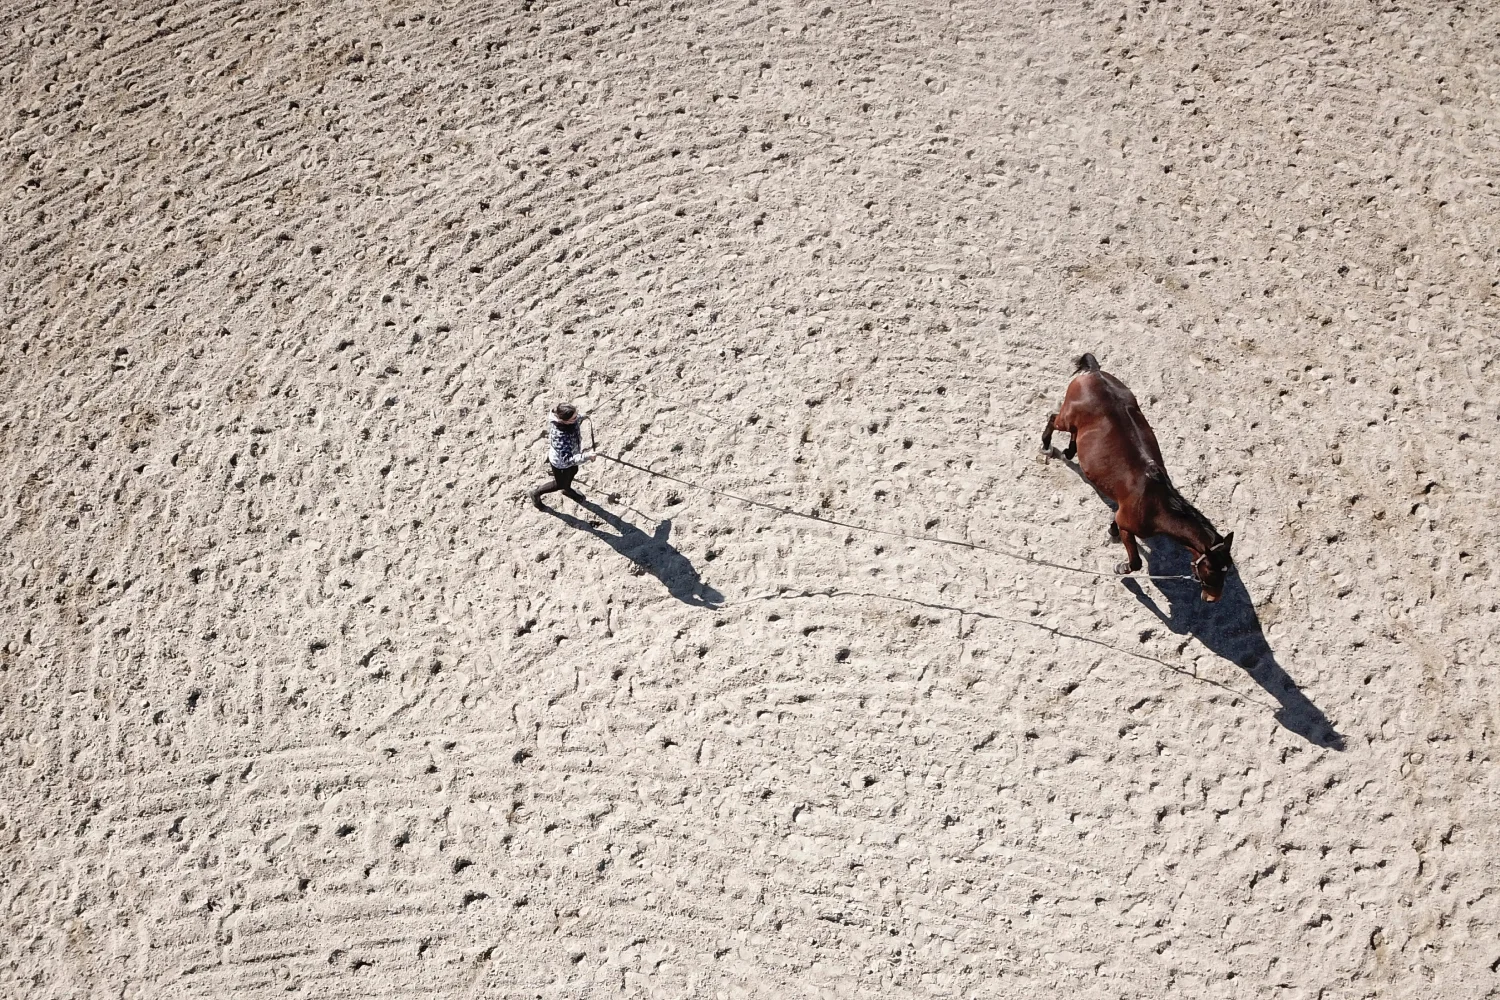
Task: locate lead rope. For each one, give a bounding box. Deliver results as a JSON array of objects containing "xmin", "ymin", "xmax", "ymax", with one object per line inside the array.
[
  {"xmin": 583, "ymin": 415, "xmax": 598, "ymax": 459},
  {"xmin": 591, "ymin": 452, "xmax": 1198, "ymax": 583}
]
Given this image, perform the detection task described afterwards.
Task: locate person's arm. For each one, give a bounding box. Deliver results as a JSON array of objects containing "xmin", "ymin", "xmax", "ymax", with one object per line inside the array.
[{"xmin": 575, "ymin": 418, "xmax": 596, "ymax": 461}]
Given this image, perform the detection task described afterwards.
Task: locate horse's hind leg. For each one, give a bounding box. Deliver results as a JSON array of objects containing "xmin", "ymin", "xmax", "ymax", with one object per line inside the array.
[
  {"xmin": 1041, "ymin": 413, "xmax": 1058, "ymax": 455},
  {"xmin": 1041, "ymin": 413, "xmax": 1073, "ymax": 459}
]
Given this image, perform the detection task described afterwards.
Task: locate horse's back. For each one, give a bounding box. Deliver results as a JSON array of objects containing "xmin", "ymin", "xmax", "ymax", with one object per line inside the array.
[
  {"xmin": 1059, "ymin": 368, "xmax": 1139, "ymax": 425},
  {"xmin": 1059, "ymin": 367, "xmax": 1166, "ymax": 492}
]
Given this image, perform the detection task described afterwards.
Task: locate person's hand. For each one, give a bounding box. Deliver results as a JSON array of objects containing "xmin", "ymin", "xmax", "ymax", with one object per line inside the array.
[{"xmin": 580, "ymin": 451, "xmax": 595, "ymax": 463}]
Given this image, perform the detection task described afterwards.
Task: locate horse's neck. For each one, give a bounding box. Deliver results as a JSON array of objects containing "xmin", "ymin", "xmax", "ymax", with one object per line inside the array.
[{"xmin": 1155, "ymin": 490, "xmax": 1218, "ymax": 555}]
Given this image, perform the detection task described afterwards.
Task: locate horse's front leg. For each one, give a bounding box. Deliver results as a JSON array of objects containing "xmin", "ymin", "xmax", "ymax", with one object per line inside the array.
[{"xmin": 1115, "ymin": 524, "xmax": 1143, "ymax": 576}]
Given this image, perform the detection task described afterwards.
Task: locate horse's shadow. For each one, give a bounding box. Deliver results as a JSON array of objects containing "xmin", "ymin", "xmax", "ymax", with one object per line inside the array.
[
  {"xmin": 1123, "ymin": 537, "xmax": 1344, "ymax": 750},
  {"xmin": 544, "ymin": 495, "xmax": 723, "ymax": 608}
]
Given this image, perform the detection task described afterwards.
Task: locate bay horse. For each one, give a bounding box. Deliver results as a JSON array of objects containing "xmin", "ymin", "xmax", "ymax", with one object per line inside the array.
[{"xmin": 1041, "ymin": 353, "xmax": 1234, "ymax": 602}]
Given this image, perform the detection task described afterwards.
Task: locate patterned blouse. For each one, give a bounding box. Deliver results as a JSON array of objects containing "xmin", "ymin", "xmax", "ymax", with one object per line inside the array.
[{"xmin": 546, "ymin": 417, "xmax": 584, "ymax": 469}]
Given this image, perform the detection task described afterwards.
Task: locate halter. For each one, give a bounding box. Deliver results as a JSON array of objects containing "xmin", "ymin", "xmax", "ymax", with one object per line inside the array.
[{"xmin": 1191, "ymin": 549, "xmax": 1236, "ymax": 585}]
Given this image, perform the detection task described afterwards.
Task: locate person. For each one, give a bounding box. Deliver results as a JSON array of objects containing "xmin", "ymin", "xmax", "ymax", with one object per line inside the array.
[{"xmin": 530, "ymin": 403, "xmax": 593, "ymax": 508}]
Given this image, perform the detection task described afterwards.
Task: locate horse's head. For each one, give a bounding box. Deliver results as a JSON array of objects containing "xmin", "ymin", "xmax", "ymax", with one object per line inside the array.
[{"xmin": 1192, "ymin": 532, "xmax": 1235, "ymax": 602}]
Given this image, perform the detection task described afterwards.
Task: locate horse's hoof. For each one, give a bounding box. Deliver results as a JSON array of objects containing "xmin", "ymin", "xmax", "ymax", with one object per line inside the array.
[{"xmin": 1114, "ymin": 561, "xmax": 1133, "ymax": 575}]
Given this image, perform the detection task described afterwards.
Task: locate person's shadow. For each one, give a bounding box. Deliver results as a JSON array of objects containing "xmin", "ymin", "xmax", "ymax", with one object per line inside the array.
[
  {"xmin": 1122, "ymin": 537, "xmax": 1344, "ymax": 750},
  {"xmin": 543, "ymin": 495, "xmax": 723, "ymax": 608}
]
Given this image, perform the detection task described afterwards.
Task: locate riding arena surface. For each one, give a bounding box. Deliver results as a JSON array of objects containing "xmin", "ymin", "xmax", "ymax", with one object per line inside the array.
[{"xmin": 2, "ymin": 1, "xmax": 1497, "ymax": 997}]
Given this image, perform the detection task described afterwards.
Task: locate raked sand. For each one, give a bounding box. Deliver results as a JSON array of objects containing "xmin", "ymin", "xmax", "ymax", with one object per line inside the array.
[{"xmin": 2, "ymin": 1, "xmax": 1498, "ymax": 996}]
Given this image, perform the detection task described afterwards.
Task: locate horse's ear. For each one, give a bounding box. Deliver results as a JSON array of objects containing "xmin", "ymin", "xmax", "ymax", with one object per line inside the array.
[{"xmin": 1222, "ymin": 531, "xmax": 1234, "ymax": 551}]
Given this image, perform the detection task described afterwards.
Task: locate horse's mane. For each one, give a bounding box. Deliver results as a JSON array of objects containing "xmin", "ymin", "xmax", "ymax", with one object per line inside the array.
[{"xmin": 1147, "ymin": 467, "xmax": 1221, "ymax": 544}]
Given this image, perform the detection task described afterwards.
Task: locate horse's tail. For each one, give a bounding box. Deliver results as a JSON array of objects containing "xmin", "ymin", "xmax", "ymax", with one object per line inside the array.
[{"xmin": 1073, "ymin": 352, "xmax": 1100, "ymax": 374}]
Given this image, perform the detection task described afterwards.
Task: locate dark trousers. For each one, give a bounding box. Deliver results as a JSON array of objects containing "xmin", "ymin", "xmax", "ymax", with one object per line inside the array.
[{"xmin": 533, "ymin": 462, "xmax": 579, "ymax": 498}]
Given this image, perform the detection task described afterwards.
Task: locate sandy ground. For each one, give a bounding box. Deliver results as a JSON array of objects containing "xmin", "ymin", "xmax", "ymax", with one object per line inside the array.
[{"xmin": 2, "ymin": 0, "xmax": 1498, "ymax": 996}]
